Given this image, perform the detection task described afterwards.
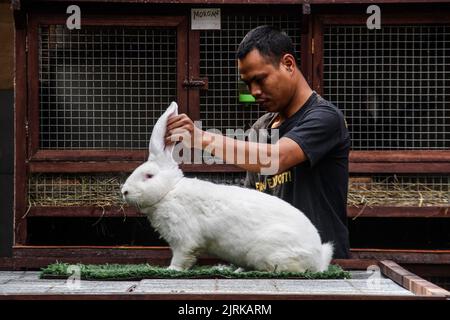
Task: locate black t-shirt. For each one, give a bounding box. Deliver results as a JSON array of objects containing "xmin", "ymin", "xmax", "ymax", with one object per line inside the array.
[{"xmin": 244, "ymin": 91, "xmax": 351, "ymax": 259}]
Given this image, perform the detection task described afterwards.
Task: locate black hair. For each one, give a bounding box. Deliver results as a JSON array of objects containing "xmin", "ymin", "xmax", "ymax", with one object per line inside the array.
[{"xmin": 237, "ymin": 25, "xmax": 299, "ymax": 68}]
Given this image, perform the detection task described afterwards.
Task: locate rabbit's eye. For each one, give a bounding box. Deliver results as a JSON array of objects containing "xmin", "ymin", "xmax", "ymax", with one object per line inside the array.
[{"xmin": 145, "ymin": 174, "xmax": 153, "ymax": 179}]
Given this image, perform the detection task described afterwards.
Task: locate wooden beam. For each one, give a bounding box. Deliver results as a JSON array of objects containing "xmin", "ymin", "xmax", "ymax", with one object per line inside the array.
[
  {"xmin": 0, "ymin": 293, "xmax": 442, "ymax": 301},
  {"xmin": 332, "ymin": 258, "xmax": 378, "ymax": 270},
  {"xmin": 349, "ymin": 151, "xmax": 450, "ymax": 173},
  {"xmin": 31, "ymin": 150, "xmax": 450, "ymax": 163},
  {"xmin": 350, "ymin": 151, "xmax": 450, "ymax": 163},
  {"xmin": 0, "ymin": 255, "xmax": 376, "ymax": 271},
  {"xmin": 25, "ymin": 205, "xmax": 450, "ymax": 218},
  {"xmin": 21, "ymin": 0, "xmax": 450, "ymax": 4},
  {"xmin": 312, "ymin": 12, "xmax": 324, "ymax": 96},
  {"xmin": 401, "ymin": 263, "xmax": 450, "ymax": 278},
  {"xmin": 347, "ymin": 206, "xmax": 450, "ymax": 219},
  {"xmin": 2, "ymin": 246, "xmax": 449, "ymax": 270},
  {"xmin": 308, "ymin": 0, "xmax": 450, "ymax": 3},
  {"xmin": 29, "ymin": 161, "xmax": 142, "ymax": 173},
  {"xmin": 30, "ymin": 14, "xmax": 188, "ymax": 27},
  {"xmin": 351, "ymin": 249, "xmax": 450, "ymax": 264},
  {"xmin": 27, "ymin": 14, "xmax": 40, "ymax": 158},
  {"xmin": 28, "ymin": 162, "xmax": 244, "ymax": 173},
  {"xmin": 319, "ymin": 11, "xmax": 450, "ymax": 25},
  {"xmin": 379, "ymin": 260, "xmax": 450, "ymax": 297},
  {"xmin": 187, "ymin": 30, "xmax": 200, "ymax": 122},
  {"xmin": 29, "ymin": 149, "xmax": 450, "ymax": 171},
  {"xmin": 300, "ymin": 4, "xmax": 313, "ymax": 86},
  {"xmin": 31, "ymin": 150, "xmax": 148, "ymax": 162},
  {"xmin": 13, "ymin": 10, "xmax": 28, "ymax": 245},
  {"xmin": 349, "ymin": 162, "xmax": 450, "ymax": 173},
  {"xmin": 26, "ymin": 206, "xmax": 142, "ymax": 218},
  {"xmin": 4, "ymin": 246, "xmax": 225, "ymax": 269}
]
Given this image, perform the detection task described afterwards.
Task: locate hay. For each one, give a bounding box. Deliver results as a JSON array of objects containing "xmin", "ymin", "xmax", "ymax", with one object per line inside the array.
[
  {"xmin": 348, "ymin": 176, "xmax": 449, "ymax": 208},
  {"xmin": 28, "ymin": 175, "xmax": 127, "ymax": 208},
  {"xmin": 40, "ymin": 262, "xmax": 351, "ymax": 280},
  {"xmin": 28, "ymin": 174, "xmax": 449, "ymax": 209}
]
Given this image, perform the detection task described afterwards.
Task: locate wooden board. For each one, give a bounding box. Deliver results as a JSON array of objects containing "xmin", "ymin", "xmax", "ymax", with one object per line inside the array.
[
  {"xmin": 379, "ymin": 260, "xmax": 449, "ymax": 297},
  {"xmin": 0, "ymin": 3, "xmax": 13, "ymax": 90}
]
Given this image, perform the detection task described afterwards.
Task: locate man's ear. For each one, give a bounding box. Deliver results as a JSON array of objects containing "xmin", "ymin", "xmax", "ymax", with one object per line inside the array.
[{"xmin": 280, "ymin": 54, "xmax": 296, "ymax": 73}]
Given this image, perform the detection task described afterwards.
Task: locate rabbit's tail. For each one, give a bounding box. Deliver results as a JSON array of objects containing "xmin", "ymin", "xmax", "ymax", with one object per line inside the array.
[{"xmin": 319, "ymin": 242, "xmax": 334, "ymax": 272}]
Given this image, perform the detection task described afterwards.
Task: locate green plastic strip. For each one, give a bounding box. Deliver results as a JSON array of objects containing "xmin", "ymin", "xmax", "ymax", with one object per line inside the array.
[
  {"xmin": 239, "ymin": 93, "xmax": 256, "ymax": 103},
  {"xmin": 40, "ymin": 263, "xmax": 351, "ymax": 280}
]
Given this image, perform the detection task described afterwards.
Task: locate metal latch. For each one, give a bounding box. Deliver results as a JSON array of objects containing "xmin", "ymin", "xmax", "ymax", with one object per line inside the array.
[{"xmin": 182, "ymin": 77, "xmax": 208, "ymax": 90}]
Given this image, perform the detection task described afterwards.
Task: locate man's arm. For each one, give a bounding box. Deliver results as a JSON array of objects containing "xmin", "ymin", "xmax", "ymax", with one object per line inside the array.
[
  {"xmin": 165, "ymin": 114, "xmax": 307, "ymax": 174},
  {"xmin": 201, "ymin": 131, "xmax": 306, "ymax": 174}
]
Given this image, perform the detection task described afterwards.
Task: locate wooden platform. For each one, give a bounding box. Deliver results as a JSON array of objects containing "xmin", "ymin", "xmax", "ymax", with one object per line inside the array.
[{"xmin": 0, "ymin": 261, "xmax": 448, "ymax": 300}]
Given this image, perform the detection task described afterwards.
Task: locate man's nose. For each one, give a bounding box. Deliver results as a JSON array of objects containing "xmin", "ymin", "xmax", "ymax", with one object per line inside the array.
[{"xmin": 250, "ymin": 84, "xmax": 262, "ymax": 98}]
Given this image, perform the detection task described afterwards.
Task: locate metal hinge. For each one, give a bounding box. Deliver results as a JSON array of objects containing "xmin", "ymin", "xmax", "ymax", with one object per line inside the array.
[
  {"xmin": 311, "ymin": 38, "xmax": 315, "ymax": 55},
  {"xmin": 25, "ymin": 35, "xmax": 28, "ymax": 53},
  {"xmin": 182, "ymin": 77, "xmax": 209, "ymax": 91}
]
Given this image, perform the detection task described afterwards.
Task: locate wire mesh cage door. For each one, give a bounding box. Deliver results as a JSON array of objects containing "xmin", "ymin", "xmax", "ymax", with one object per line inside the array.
[
  {"xmin": 16, "ymin": 14, "xmax": 190, "ymax": 246},
  {"xmin": 28, "ymin": 15, "xmax": 188, "ymax": 159},
  {"xmin": 199, "ymin": 13, "xmax": 303, "ymax": 132},
  {"xmin": 317, "ymin": 16, "xmax": 450, "ymax": 152},
  {"xmin": 198, "ymin": 10, "xmax": 303, "ymax": 163},
  {"xmin": 315, "ymin": 13, "xmax": 450, "ymax": 219},
  {"xmin": 20, "ymin": 9, "xmax": 307, "ymax": 247}
]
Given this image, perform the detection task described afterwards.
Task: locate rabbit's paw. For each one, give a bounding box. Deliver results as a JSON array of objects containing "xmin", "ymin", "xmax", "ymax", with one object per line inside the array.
[{"xmin": 167, "ymin": 265, "xmax": 184, "ymax": 271}]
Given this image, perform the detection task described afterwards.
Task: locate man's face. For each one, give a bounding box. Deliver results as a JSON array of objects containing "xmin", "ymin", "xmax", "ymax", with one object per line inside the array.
[{"xmin": 238, "ymin": 49, "xmax": 293, "ymax": 113}]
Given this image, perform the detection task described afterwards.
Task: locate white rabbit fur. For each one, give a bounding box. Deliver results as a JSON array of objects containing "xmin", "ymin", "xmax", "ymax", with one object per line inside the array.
[{"xmin": 122, "ymin": 102, "xmax": 334, "ymax": 272}]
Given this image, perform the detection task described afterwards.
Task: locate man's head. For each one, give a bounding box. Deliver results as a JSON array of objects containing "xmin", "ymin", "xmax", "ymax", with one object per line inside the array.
[{"xmin": 237, "ymin": 26, "xmax": 300, "ymax": 113}]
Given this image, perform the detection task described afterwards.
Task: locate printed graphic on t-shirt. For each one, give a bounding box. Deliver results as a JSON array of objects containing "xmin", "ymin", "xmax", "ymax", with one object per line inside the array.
[{"xmin": 255, "ymin": 171, "xmax": 292, "ymax": 192}]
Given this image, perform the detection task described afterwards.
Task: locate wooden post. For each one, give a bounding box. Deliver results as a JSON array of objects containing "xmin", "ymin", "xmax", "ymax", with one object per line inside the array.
[{"xmin": 13, "ymin": 9, "xmax": 28, "ymax": 245}]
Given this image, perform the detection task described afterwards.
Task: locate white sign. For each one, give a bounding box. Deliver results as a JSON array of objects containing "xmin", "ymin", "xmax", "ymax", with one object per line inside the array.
[{"xmin": 191, "ymin": 8, "xmax": 221, "ymax": 30}]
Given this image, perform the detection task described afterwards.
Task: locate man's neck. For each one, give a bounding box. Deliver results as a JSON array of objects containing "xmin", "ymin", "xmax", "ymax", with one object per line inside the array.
[
  {"xmin": 278, "ymin": 91, "xmax": 313, "ymax": 125},
  {"xmin": 278, "ymin": 74, "xmax": 314, "ymax": 122},
  {"xmin": 271, "ymin": 91, "xmax": 314, "ymax": 129}
]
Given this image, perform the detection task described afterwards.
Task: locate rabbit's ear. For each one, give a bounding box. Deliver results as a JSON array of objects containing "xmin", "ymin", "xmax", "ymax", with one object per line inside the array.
[{"xmin": 149, "ymin": 102, "xmax": 178, "ymax": 161}]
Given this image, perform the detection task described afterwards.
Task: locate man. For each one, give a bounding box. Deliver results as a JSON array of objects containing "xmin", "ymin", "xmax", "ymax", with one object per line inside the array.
[{"xmin": 165, "ymin": 26, "xmax": 350, "ymax": 259}]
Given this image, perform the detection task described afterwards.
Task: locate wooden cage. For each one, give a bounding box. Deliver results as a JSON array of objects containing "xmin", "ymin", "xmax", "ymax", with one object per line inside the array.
[{"xmin": 6, "ymin": 0, "xmax": 450, "ymax": 287}]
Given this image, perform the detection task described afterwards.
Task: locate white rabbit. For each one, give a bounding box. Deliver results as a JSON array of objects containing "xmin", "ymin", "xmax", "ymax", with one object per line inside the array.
[{"xmin": 121, "ymin": 102, "xmax": 334, "ymax": 272}]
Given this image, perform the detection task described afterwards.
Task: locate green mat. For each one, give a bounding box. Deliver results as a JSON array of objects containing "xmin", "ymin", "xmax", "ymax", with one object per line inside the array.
[{"xmin": 40, "ymin": 263, "xmax": 351, "ymax": 281}]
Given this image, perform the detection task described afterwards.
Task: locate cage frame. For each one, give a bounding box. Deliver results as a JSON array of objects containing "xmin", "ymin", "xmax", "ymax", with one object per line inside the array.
[
  {"xmin": 15, "ymin": 4, "xmax": 308, "ymax": 245},
  {"xmin": 305, "ymin": 9, "xmax": 450, "ymax": 231},
  {"xmin": 27, "ymin": 13, "xmax": 189, "ymax": 161},
  {"xmin": 24, "ymin": 5, "xmax": 306, "ymax": 170},
  {"xmin": 11, "ymin": 2, "xmax": 450, "ymax": 270},
  {"xmin": 17, "ymin": 8, "xmax": 450, "ymax": 225},
  {"xmin": 15, "ymin": 11, "xmax": 193, "ymax": 245}
]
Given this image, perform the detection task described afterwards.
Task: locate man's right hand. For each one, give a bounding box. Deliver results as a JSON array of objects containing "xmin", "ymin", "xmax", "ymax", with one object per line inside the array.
[{"xmin": 165, "ymin": 113, "xmax": 202, "ymax": 147}]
